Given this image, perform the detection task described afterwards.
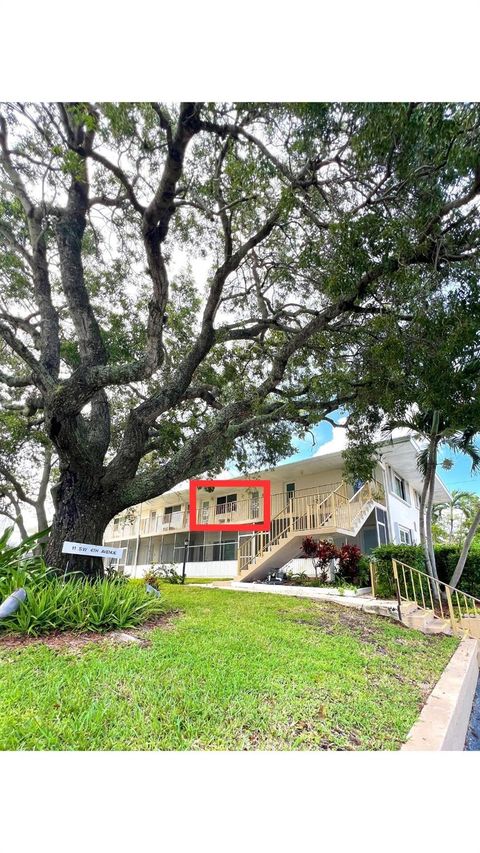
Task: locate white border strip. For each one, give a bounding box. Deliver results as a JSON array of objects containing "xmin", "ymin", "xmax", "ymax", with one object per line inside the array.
[{"xmin": 402, "ymin": 637, "xmax": 479, "ymax": 751}]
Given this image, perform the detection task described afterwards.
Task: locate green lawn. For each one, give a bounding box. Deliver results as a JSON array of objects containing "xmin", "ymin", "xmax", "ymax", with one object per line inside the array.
[
  {"xmin": 183, "ymin": 577, "xmax": 231, "ymax": 584},
  {"xmin": 0, "ymin": 586, "xmax": 458, "ymax": 750}
]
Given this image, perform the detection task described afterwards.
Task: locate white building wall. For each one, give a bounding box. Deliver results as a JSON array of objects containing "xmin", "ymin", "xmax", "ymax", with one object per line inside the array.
[
  {"xmin": 127, "ymin": 560, "xmax": 238, "ymax": 579},
  {"xmin": 384, "ymin": 464, "xmax": 420, "ymax": 544}
]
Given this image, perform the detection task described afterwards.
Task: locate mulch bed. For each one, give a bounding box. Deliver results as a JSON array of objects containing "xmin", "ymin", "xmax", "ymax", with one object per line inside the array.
[{"xmin": 0, "ymin": 611, "xmax": 179, "ymax": 652}]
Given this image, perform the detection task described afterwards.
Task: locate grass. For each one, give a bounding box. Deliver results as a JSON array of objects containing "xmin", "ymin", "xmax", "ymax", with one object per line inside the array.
[
  {"xmin": 0, "ymin": 586, "xmax": 458, "ymax": 750},
  {"xmin": 183, "ymin": 577, "xmax": 231, "ymax": 584}
]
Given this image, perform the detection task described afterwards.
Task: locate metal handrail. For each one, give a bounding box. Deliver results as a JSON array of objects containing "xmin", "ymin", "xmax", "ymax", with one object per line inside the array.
[
  {"xmin": 237, "ymin": 480, "xmax": 380, "ymax": 574},
  {"xmin": 392, "ymin": 558, "xmax": 480, "ymax": 638}
]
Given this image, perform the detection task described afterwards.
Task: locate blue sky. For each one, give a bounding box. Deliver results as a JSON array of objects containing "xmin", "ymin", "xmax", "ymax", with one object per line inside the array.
[{"xmin": 283, "ymin": 415, "xmax": 480, "ymax": 496}]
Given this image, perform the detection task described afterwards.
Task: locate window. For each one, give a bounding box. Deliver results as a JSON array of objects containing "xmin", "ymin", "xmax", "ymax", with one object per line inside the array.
[
  {"xmin": 250, "ymin": 490, "xmax": 260, "ymax": 519},
  {"xmin": 391, "ymin": 470, "xmax": 409, "ymax": 502},
  {"xmin": 375, "ymin": 507, "xmax": 389, "ymax": 546},
  {"xmin": 190, "ymin": 531, "xmax": 205, "ymax": 562},
  {"xmin": 285, "ymin": 483, "xmax": 296, "ymax": 505},
  {"xmin": 215, "ymin": 493, "xmax": 237, "ymax": 514},
  {"xmin": 126, "ymin": 540, "xmax": 136, "ymax": 565},
  {"xmin": 222, "ymin": 537, "xmax": 237, "ymax": 560},
  {"xmin": 413, "ymin": 490, "xmax": 421, "ymax": 509},
  {"xmin": 164, "ymin": 504, "xmax": 181, "ymax": 520},
  {"xmin": 201, "ymin": 500, "xmax": 210, "ymax": 523},
  {"xmin": 160, "ymin": 534, "xmax": 175, "ymax": 563},
  {"xmin": 398, "ymin": 526, "xmax": 412, "ymax": 545},
  {"xmin": 212, "ymin": 534, "xmax": 237, "ymax": 561}
]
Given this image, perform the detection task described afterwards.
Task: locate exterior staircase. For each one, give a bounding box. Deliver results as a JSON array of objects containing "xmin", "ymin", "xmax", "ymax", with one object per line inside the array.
[
  {"xmin": 237, "ymin": 481, "xmax": 384, "ymax": 582},
  {"xmin": 399, "ymin": 601, "xmax": 453, "ymax": 635},
  {"xmin": 391, "ymin": 559, "xmax": 480, "ymax": 639}
]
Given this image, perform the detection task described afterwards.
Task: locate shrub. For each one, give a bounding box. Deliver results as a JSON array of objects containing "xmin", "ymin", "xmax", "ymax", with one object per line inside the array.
[
  {"xmin": 301, "ymin": 538, "xmax": 337, "ymax": 582},
  {"xmin": 357, "ymin": 556, "xmax": 372, "ymax": 587},
  {"xmin": 0, "ymin": 577, "xmax": 166, "ymax": 636},
  {"xmin": 337, "ymin": 544, "xmax": 361, "ymax": 583},
  {"xmin": 301, "ymin": 536, "xmax": 318, "ymax": 558},
  {"xmin": 301, "ymin": 537, "xmax": 365, "ymax": 585},
  {"xmin": 370, "ymin": 544, "xmax": 424, "ymax": 598},
  {"xmin": 371, "ymin": 543, "xmax": 480, "ymax": 599},
  {"xmin": 434, "ymin": 546, "xmax": 480, "ymax": 599},
  {"xmin": 150, "ymin": 564, "xmax": 183, "ymax": 585}
]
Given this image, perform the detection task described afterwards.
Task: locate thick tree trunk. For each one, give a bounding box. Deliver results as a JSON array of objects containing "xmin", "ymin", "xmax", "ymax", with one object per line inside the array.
[{"xmin": 45, "ymin": 468, "xmax": 113, "ymax": 578}]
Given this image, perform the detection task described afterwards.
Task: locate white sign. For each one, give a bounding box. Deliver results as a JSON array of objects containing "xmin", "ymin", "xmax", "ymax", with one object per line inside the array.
[{"xmin": 62, "ymin": 541, "xmax": 125, "ymax": 559}]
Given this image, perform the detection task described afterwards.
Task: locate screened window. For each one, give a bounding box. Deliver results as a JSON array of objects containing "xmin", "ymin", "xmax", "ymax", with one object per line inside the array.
[
  {"xmin": 126, "ymin": 540, "xmax": 136, "ymax": 565},
  {"xmin": 222, "ymin": 538, "xmax": 237, "ymax": 560}
]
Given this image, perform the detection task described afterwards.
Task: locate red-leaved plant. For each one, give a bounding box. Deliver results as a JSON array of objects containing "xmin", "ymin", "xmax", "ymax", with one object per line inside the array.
[
  {"xmin": 337, "ymin": 544, "xmax": 362, "ymax": 583},
  {"xmin": 301, "ymin": 537, "xmax": 338, "ymax": 582}
]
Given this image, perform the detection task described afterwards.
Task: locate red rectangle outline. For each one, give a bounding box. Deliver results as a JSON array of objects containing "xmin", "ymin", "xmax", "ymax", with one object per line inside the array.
[{"xmin": 189, "ymin": 479, "xmax": 271, "ymax": 532}]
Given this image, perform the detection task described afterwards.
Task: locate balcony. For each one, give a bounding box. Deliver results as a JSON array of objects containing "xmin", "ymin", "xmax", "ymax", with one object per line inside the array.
[{"xmin": 105, "ymin": 479, "xmax": 386, "ymax": 542}]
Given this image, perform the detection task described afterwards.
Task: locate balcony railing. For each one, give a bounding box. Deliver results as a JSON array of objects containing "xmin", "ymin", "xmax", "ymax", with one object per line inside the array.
[{"xmin": 106, "ymin": 478, "xmax": 386, "ymax": 540}]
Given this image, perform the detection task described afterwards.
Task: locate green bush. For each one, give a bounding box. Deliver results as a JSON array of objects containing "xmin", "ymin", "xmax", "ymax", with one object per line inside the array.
[
  {"xmin": 371, "ymin": 543, "xmax": 480, "ymax": 599},
  {"xmin": 152, "ymin": 564, "xmax": 183, "ymax": 585},
  {"xmin": 370, "ymin": 544, "xmax": 425, "ymax": 598},
  {"xmin": 0, "ymin": 576, "xmax": 166, "ymax": 636},
  {"xmin": 435, "ymin": 546, "xmax": 480, "ymax": 599},
  {"xmin": 357, "ymin": 556, "xmax": 372, "ymax": 587}
]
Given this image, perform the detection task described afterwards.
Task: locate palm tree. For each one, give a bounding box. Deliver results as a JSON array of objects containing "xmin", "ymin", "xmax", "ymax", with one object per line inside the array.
[
  {"xmin": 433, "ymin": 490, "xmax": 479, "ymax": 543},
  {"xmin": 384, "ymin": 412, "xmax": 480, "ymax": 582}
]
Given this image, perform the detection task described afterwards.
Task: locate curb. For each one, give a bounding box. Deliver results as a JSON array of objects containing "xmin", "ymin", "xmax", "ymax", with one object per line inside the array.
[{"xmin": 401, "ymin": 636, "xmax": 479, "ymax": 751}]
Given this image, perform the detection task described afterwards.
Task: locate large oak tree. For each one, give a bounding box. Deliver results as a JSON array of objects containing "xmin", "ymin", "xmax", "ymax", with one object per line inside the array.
[{"xmin": 1, "ymin": 102, "xmax": 480, "ymax": 574}]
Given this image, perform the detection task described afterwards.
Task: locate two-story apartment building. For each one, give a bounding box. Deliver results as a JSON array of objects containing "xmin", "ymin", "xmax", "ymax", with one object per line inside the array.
[{"xmin": 103, "ymin": 432, "xmax": 450, "ymax": 582}]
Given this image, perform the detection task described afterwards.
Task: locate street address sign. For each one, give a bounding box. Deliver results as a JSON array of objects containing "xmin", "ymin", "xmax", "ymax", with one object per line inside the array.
[{"xmin": 62, "ymin": 541, "xmax": 125, "ymax": 559}]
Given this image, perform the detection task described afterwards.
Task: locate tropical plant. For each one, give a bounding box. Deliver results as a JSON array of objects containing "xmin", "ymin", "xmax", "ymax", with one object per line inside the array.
[
  {"xmin": 0, "ymin": 526, "xmax": 50, "ymax": 599},
  {"xmin": 433, "ymin": 490, "xmax": 480, "ymax": 544},
  {"xmin": 0, "ymin": 576, "xmax": 165, "ymax": 636},
  {"xmin": 337, "ymin": 544, "xmax": 362, "ymax": 583},
  {"xmin": 301, "ymin": 537, "xmax": 338, "ymax": 582},
  {"xmin": 383, "ymin": 413, "xmax": 480, "ymax": 581}
]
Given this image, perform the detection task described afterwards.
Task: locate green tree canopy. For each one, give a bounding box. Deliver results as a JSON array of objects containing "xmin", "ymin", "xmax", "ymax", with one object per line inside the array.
[{"xmin": 1, "ymin": 102, "xmax": 480, "ymax": 572}]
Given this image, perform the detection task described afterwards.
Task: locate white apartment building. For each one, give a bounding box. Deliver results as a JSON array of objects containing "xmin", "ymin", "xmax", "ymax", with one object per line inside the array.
[{"xmin": 103, "ymin": 433, "xmax": 450, "ymax": 582}]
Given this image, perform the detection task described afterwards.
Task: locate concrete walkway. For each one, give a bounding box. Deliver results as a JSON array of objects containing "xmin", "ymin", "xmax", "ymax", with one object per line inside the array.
[{"xmin": 198, "ymin": 580, "xmax": 400, "ymax": 621}]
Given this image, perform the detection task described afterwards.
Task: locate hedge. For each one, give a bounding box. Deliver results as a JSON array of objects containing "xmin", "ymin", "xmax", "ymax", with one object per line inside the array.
[{"xmin": 370, "ymin": 544, "xmax": 480, "ymax": 600}]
